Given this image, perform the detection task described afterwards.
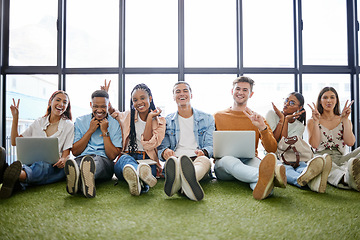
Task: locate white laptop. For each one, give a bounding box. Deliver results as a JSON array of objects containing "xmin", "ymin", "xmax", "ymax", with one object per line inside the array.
[
  {"xmin": 213, "ymin": 131, "xmax": 256, "ymax": 159},
  {"xmin": 16, "ymin": 137, "xmax": 60, "ymax": 165}
]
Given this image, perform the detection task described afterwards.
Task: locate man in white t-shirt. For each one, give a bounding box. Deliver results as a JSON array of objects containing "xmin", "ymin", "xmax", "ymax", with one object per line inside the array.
[{"xmin": 158, "ymin": 82, "xmax": 215, "ymax": 201}]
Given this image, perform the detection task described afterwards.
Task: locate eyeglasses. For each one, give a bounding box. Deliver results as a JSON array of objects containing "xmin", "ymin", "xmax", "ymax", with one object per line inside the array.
[{"xmin": 284, "ymin": 98, "xmax": 298, "ymax": 106}]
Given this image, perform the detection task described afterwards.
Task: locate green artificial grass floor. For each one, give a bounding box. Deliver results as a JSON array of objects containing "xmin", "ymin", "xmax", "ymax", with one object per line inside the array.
[{"xmin": 0, "ymin": 178, "xmax": 359, "ymax": 240}]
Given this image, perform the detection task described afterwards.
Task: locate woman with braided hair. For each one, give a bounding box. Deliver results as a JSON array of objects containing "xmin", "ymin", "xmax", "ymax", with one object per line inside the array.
[{"xmin": 102, "ymin": 80, "xmax": 165, "ymax": 196}]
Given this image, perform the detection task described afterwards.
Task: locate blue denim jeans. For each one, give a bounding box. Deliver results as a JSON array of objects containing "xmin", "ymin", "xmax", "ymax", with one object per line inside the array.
[
  {"xmin": 284, "ymin": 161, "xmax": 307, "ymax": 188},
  {"xmin": 22, "ymin": 161, "xmax": 65, "ymax": 187},
  {"xmin": 214, "ymin": 156, "xmax": 261, "ymax": 190},
  {"xmin": 75, "ymin": 155, "xmax": 114, "ymax": 181},
  {"xmin": 114, "ymin": 153, "xmax": 156, "ymax": 180}
]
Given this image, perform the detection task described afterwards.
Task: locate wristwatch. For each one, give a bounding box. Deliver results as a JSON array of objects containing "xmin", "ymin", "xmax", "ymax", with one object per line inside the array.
[{"xmin": 103, "ymin": 131, "xmax": 110, "ymax": 137}]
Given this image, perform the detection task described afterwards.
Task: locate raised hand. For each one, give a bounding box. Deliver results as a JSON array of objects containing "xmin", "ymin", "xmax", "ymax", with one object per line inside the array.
[
  {"xmin": 243, "ymin": 107, "xmax": 267, "ymax": 131},
  {"xmin": 340, "ymin": 100, "xmax": 354, "ymax": 120},
  {"xmin": 10, "ymin": 98, "xmax": 20, "ymax": 118},
  {"xmin": 307, "ymin": 102, "xmax": 320, "ymax": 123},
  {"xmin": 272, "ymin": 102, "xmax": 284, "ymax": 120},
  {"xmin": 148, "ymin": 107, "xmax": 162, "ymax": 119},
  {"xmin": 285, "ymin": 109, "xmax": 306, "ymax": 121},
  {"xmin": 100, "ymin": 79, "xmax": 111, "ymax": 92}
]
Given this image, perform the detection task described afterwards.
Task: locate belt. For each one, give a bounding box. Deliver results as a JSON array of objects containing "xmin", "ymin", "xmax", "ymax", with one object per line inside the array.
[{"xmin": 124, "ymin": 151, "xmax": 149, "ymax": 160}]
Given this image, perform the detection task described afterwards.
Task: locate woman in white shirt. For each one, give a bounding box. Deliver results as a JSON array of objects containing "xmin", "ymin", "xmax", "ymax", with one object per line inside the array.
[
  {"xmin": 266, "ymin": 92, "xmax": 332, "ymax": 193},
  {"xmin": 0, "ymin": 90, "xmax": 74, "ymax": 198}
]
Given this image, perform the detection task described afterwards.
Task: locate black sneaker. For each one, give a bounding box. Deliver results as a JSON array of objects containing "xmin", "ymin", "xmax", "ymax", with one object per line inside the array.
[
  {"xmin": 179, "ymin": 155, "xmax": 204, "ymax": 201},
  {"xmin": 0, "ymin": 146, "xmax": 8, "ymax": 184},
  {"xmin": 80, "ymin": 156, "xmax": 96, "ymax": 198},
  {"xmin": 64, "ymin": 159, "xmax": 80, "ymax": 195},
  {"xmin": 0, "ymin": 161, "xmax": 22, "ymax": 199},
  {"xmin": 164, "ymin": 157, "xmax": 181, "ymax": 197}
]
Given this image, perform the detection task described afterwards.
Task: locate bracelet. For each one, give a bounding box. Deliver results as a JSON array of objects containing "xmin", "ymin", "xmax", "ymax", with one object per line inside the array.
[{"xmin": 261, "ymin": 126, "xmax": 268, "ymax": 131}]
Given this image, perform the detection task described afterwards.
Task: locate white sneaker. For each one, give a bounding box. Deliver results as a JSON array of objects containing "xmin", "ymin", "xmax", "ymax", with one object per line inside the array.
[
  {"xmin": 164, "ymin": 156, "xmax": 182, "ymax": 197},
  {"xmin": 138, "ymin": 163, "xmax": 157, "ymax": 187},
  {"xmin": 80, "ymin": 156, "xmax": 96, "ymax": 198},
  {"xmin": 123, "ymin": 164, "xmax": 141, "ymax": 196},
  {"xmin": 348, "ymin": 158, "xmax": 360, "ymax": 191},
  {"xmin": 179, "ymin": 155, "xmax": 204, "ymax": 201},
  {"xmin": 307, "ymin": 154, "xmax": 332, "ymax": 193},
  {"xmin": 64, "ymin": 158, "xmax": 80, "ymax": 195},
  {"xmin": 253, "ymin": 153, "xmax": 276, "ymax": 200},
  {"xmin": 297, "ymin": 156, "xmax": 324, "ymax": 186}
]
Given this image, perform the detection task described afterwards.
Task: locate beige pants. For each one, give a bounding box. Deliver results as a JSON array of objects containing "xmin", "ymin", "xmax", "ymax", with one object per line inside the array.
[{"xmin": 193, "ymin": 156, "xmax": 211, "ymax": 181}]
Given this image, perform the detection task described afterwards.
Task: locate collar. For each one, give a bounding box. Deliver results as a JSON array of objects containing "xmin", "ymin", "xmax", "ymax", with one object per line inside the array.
[{"xmin": 42, "ymin": 115, "xmax": 64, "ymax": 131}]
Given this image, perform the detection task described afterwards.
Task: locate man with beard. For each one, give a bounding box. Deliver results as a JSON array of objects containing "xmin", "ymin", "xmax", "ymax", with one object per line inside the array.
[{"xmin": 65, "ymin": 90, "xmax": 122, "ymax": 198}]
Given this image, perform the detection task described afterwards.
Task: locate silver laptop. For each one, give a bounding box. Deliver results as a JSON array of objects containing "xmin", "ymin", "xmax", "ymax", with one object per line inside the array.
[
  {"xmin": 213, "ymin": 131, "xmax": 256, "ymax": 159},
  {"xmin": 16, "ymin": 137, "xmax": 59, "ymax": 165}
]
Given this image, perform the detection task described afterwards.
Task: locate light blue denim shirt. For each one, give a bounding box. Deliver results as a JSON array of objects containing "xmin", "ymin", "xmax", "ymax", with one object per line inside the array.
[
  {"xmin": 158, "ymin": 108, "xmax": 215, "ymax": 161},
  {"xmin": 74, "ymin": 113, "xmax": 122, "ymax": 159}
]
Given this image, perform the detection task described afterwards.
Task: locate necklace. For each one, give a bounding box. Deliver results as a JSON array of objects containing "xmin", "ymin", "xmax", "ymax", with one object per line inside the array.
[{"xmin": 49, "ymin": 120, "xmax": 60, "ymax": 126}]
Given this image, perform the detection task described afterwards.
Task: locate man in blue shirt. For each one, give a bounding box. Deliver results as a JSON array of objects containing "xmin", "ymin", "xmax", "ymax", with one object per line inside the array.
[
  {"xmin": 65, "ymin": 90, "xmax": 122, "ymax": 198},
  {"xmin": 158, "ymin": 82, "xmax": 215, "ymax": 201}
]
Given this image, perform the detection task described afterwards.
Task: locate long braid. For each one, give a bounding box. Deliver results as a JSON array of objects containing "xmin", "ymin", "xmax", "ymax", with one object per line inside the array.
[{"xmin": 128, "ymin": 83, "xmax": 156, "ymax": 154}]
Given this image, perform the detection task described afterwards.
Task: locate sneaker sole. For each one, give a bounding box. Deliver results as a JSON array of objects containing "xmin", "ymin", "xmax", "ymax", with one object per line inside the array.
[
  {"xmin": 80, "ymin": 156, "xmax": 96, "ymax": 198},
  {"xmin": 351, "ymin": 158, "xmax": 360, "ymax": 190},
  {"xmin": 297, "ymin": 157, "xmax": 323, "ymax": 186},
  {"xmin": 123, "ymin": 165, "xmax": 141, "ymax": 196},
  {"xmin": 180, "ymin": 156, "xmax": 204, "ymax": 201},
  {"xmin": 65, "ymin": 160, "xmax": 79, "ymax": 195},
  {"xmin": 164, "ymin": 158, "xmax": 177, "ymax": 197},
  {"xmin": 138, "ymin": 164, "xmax": 157, "ymax": 188},
  {"xmin": 318, "ymin": 155, "xmax": 332, "ymax": 193},
  {"xmin": 274, "ymin": 164, "xmax": 287, "ymax": 188},
  {"xmin": 0, "ymin": 161, "xmax": 21, "ymax": 199},
  {"xmin": 253, "ymin": 154, "xmax": 276, "ymax": 200}
]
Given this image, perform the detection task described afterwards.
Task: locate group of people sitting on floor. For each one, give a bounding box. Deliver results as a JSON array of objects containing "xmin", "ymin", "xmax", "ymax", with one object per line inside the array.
[{"xmin": 0, "ymin": 76, "xmax": 359, "ymax": 201}]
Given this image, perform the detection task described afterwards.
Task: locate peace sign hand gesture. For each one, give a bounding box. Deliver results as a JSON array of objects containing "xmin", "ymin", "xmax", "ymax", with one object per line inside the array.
[
  {"xmin": 243, "ymin": 107, "xmax": 267, "ymax": 131},
  {"xmin": 10, "ymin": 98, "xmax": 20, "ymax": 119},
  {"xmin": 340, "ymin": 100, "xmax": 354, "ymax": 120},
  {"xmin": 100, "ymin": 79, "xmax": 111, "ymax": 92},
  {"xmin": 307, "ymin": 102, "xmax": 320, "ymax": 123}
]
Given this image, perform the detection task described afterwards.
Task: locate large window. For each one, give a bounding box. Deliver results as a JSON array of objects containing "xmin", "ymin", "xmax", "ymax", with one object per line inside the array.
[
  {"xmin": 1, "ymin": 0, "xmax": 360, "ymax": 148},
  {"xmin": 302, "ymin": 0, "xmax": 347, "ymax": 65},
  {"xmin": 243, "ymin": 0, "xmax": 294, "ymax": 67},
  {"xmin": 66, "ymin": 0, "xmax": 119, "ymax": 67},
  {"xmin": 184, "ymin": 0, "xmax": 237, "ymax": 68},
  {"xmin": 9, "ymin": 0, "xmax": 58, "ymax": 66},
  {"xmin": 125, "ymin": 0, "xmax": 178, "ymax": 68}
]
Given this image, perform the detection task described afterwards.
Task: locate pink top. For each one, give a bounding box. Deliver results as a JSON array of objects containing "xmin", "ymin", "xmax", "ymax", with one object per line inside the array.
[{"xmin": 112, "ymin": 110, "xmax": 166, "ymax": 164}]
